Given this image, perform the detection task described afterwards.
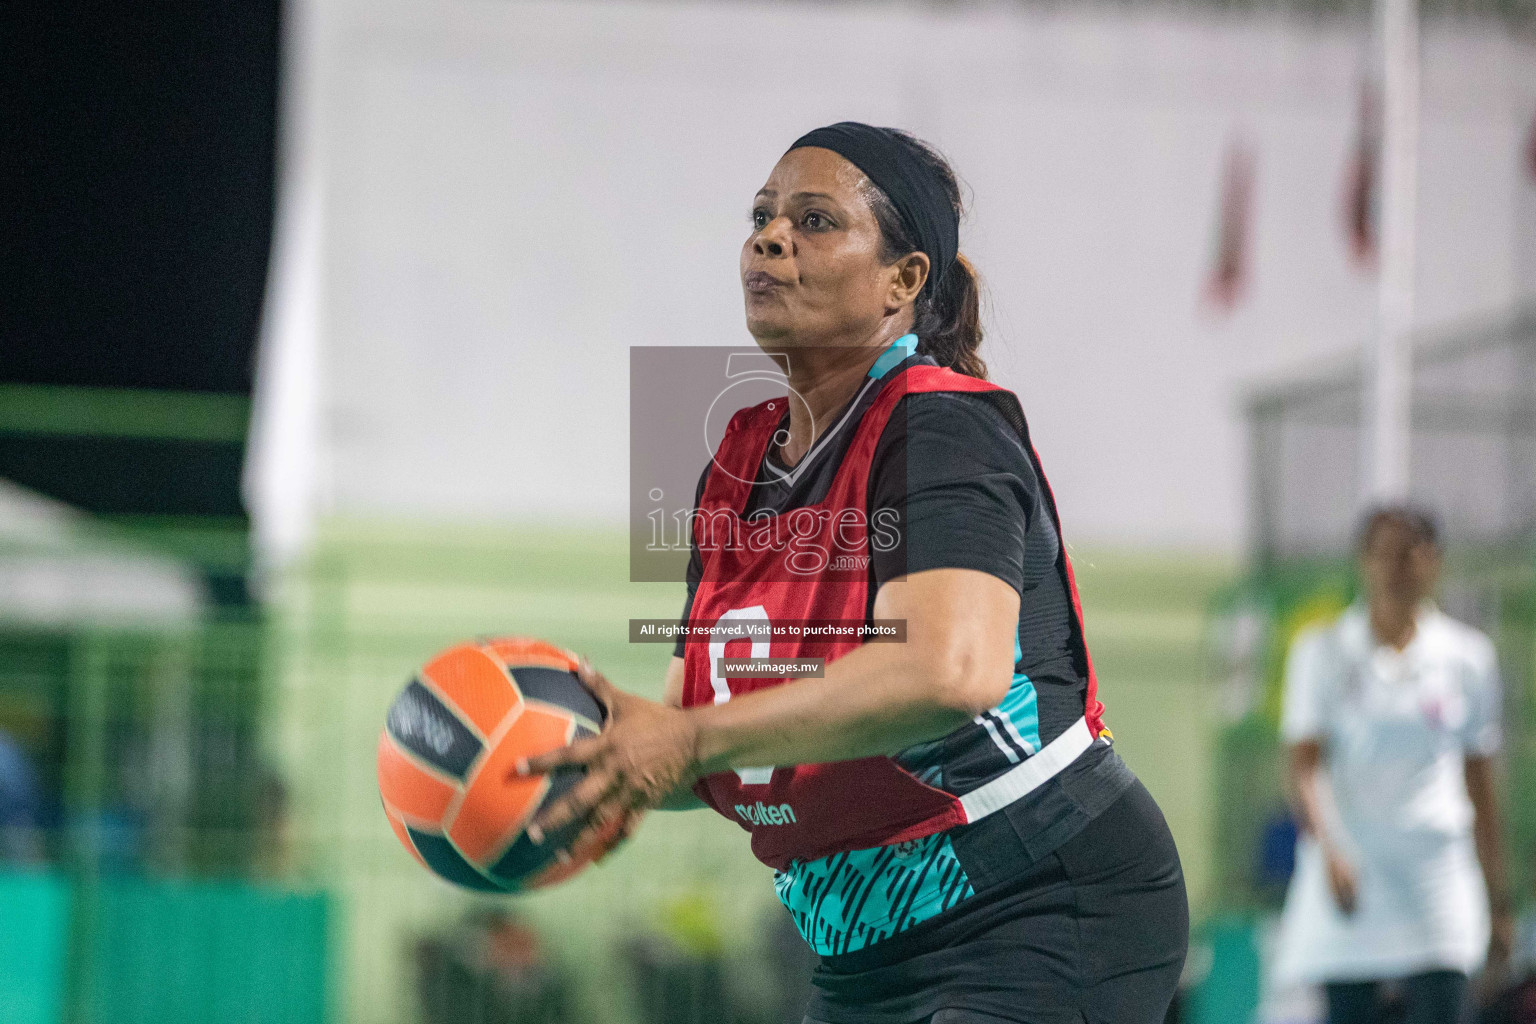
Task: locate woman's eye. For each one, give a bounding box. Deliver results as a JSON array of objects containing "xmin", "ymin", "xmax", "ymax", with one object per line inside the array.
[
  {"xmin": 751, "ymin": 209, "xmax": 769, "ymax": 229},
  {"xmin": 803, "ymin": 211, "xmax": 827, "ymax": 229}
]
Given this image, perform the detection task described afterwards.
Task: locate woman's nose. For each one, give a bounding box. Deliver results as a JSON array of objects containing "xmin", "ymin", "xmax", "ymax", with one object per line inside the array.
[{"xmin": 754, "ymin": 217, "xmax": 791, "ymax": 257}]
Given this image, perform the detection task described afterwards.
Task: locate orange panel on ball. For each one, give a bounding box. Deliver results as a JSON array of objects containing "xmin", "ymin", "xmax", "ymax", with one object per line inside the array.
[
  {"xmin": 483, "ymin": 637, "xmax": 579, "ymax": 673},
  {"xmin": 376, "ymin": 733, "xmax": 460, "ymax": 823},
  {"xmin": 419, "ymin": 644, "xmax": 522, "ymax": 736},
  {"xmin": 447, "ymin": 705, "xmax": 575, "ymax": 864}
]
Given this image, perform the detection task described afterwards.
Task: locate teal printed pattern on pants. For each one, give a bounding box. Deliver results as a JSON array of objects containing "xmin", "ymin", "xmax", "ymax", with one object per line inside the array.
[{"xmin": 774, "ymin": 831, "xmax": 975, "ymax": 955}]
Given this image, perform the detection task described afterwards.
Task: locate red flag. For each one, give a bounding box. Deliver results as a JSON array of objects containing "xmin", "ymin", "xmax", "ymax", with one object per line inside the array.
[
  {"xmin": 1344, "ymin": 83, "xmax": 1380, "ymax": 267},
  {"xmin": 1206, "ymin": 142, "xmax": 1254, "ymax": 311}
]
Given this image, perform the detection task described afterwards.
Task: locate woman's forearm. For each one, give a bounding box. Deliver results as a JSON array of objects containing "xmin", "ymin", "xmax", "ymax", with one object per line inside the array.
[
  {"xmin": 1287, "ymin": 742, "xmax": 1344, "ymax": 857},
  {"xmin": 683, "ymin": 568, "xmax": 1018, "ymax": 777},
  {"xmin": 653, "ymin": 658, "xmax": 708, "ymax": 809},
  {"xmin": 1465, "ymin": 755, "xmax": 1509, "ymax": 914},
  {"xmin": 526, "ymin": 577, "xmax": 1014, "ymax": 840},
  {"xmin": 691, "ymin": 633, "xmax": 984, "ymax": 774}
]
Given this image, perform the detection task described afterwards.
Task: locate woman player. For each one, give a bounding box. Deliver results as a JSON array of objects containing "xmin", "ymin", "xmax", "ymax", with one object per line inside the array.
[
  {"xmin": 1274, "ymin": 506, "xmax": 1511, "ymax": 1023},
  {"xmin": 520, "ymin": 122, "xmax": 1189, "ymax": 1023}
]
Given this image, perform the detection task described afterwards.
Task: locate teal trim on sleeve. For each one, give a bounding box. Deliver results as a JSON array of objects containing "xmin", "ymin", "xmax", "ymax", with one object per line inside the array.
[
  {"xmin": 998, "ymin": 633, "xmax": 1042, "ymax": 753},
  {"xmin": 974, "ymin": 635, "xmax": 1042, "ymax": 760},
  {"xmin": 995, "ymin": 673, "xmax": 1042, "ymax": 755}
]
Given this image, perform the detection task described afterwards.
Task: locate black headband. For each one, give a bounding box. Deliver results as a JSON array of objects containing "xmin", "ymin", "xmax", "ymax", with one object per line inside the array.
[{"xmin": 787, "ymin": 122, "xmax": 957, "ymax": 295}]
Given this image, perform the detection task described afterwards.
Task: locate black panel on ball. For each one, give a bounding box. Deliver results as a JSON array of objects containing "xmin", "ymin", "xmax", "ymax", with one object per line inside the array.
[
  {"xmin": 510, "ymin": 667, "xmax": 605, "ymax": 731},
  {"xmin": 490, "ymin": 765, "xmax": 586, "ymax": 886},
  {"xmin": 407, "ymin": 828, "xmax": 504, "ymax": 892},
  {"xmin": 386, "ymin": 680, "xmax": 483, "ymax": 780}
]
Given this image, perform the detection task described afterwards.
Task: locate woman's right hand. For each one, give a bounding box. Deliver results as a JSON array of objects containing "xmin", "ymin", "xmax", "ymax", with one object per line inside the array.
[{"xmin": 1325, "ymin": 850, "xmax": 1358, "ymax": 914}]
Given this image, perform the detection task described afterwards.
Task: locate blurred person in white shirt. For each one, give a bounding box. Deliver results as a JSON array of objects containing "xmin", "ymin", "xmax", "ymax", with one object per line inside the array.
[{"xmin": 1273, "ymin": 505, "xmax": 1512, "ymax": 1024}]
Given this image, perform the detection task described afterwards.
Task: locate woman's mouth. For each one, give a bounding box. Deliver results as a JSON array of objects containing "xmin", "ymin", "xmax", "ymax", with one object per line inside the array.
[{"xmin": 744, "ymin": 271, "xmax": 785, "ymax": 293}]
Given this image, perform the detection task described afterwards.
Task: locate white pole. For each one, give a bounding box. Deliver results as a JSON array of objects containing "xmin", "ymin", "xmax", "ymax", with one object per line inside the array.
[
  {"xmin": 1367, "ymin": 0, "xmax": 1418, "ymax": 504},
  {"xmin": 244, "ymin": 0, "xmax": 327, "ymax": 578}
]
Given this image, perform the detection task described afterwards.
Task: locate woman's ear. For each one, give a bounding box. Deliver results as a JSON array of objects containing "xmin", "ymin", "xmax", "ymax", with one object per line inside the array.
[{"xmin": 887, "ymin": 252, "xmax": 929, "ymax": 308}]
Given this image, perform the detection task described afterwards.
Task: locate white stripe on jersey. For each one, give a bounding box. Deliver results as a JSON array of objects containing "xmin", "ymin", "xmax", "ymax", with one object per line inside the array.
[
  {"xmin": 973, "ymin": 713, "xmax": 1021, "ymax": 764},
  {"xmin": 998, "ymin": 709, "xmax": 1037, "ymax": 757}
]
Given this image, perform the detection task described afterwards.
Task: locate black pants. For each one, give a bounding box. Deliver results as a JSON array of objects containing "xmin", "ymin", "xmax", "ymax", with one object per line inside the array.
[
  {"xmin": 802, "ymin": 778, "xmax": 1188, "ymax": 1024},
  {"xmin": 1324, "ymin": 971, "xmax": 1468, "ymax": 1024}
]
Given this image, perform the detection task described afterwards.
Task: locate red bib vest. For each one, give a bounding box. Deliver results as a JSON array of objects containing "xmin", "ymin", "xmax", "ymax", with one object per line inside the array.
[{"xmin": 681, "ymin": 364, "xmax": 1106, "ymax": 870}]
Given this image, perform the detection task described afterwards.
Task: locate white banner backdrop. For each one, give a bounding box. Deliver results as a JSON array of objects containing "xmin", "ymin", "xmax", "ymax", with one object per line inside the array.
[{"xmin": 247, "ymin": 0, "xmax": 1536, "ymax": 560}]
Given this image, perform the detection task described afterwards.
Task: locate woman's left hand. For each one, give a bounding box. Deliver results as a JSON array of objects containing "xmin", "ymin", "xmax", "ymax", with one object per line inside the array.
[{"xmin": 514, "ymin": 658, "xmax": 701, "ymax": 856}]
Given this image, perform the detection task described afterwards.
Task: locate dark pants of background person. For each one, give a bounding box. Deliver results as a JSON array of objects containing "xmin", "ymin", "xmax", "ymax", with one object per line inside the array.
[{"xmin": 1325, "ymin": 970, "xmax": 1468, "ymax": 1024}]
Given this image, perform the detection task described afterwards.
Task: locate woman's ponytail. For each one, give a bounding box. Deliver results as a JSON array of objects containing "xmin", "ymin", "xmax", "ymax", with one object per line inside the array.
[
  {"xmin": 863, "ymin": 132, "xmax": 987, "ymax": 379},
  {"xmin": 918, "ymin": 252, "xmax": 985, "ymax": 379}
]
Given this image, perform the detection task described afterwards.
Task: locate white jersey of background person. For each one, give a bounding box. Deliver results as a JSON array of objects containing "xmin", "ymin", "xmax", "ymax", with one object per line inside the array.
[{"xmin": 1272, "ymin": 601, "xmax": 1502, "ymax": 984}]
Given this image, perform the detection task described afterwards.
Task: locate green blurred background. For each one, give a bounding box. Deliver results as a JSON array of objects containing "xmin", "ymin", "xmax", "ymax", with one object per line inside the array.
[
  {"xmin": 9, "ymin": 2, "xmax": 1536, "ymax": 1023},
  {"xmin": 0, "ymin": 514, "xmax": 1232, "ymax": 1024}
]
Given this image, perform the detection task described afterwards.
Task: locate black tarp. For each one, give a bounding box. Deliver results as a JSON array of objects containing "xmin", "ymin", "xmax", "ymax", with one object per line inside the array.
[{"xmin": 0, "ymin": 4, "xmax": 280, "ymax": 521}]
